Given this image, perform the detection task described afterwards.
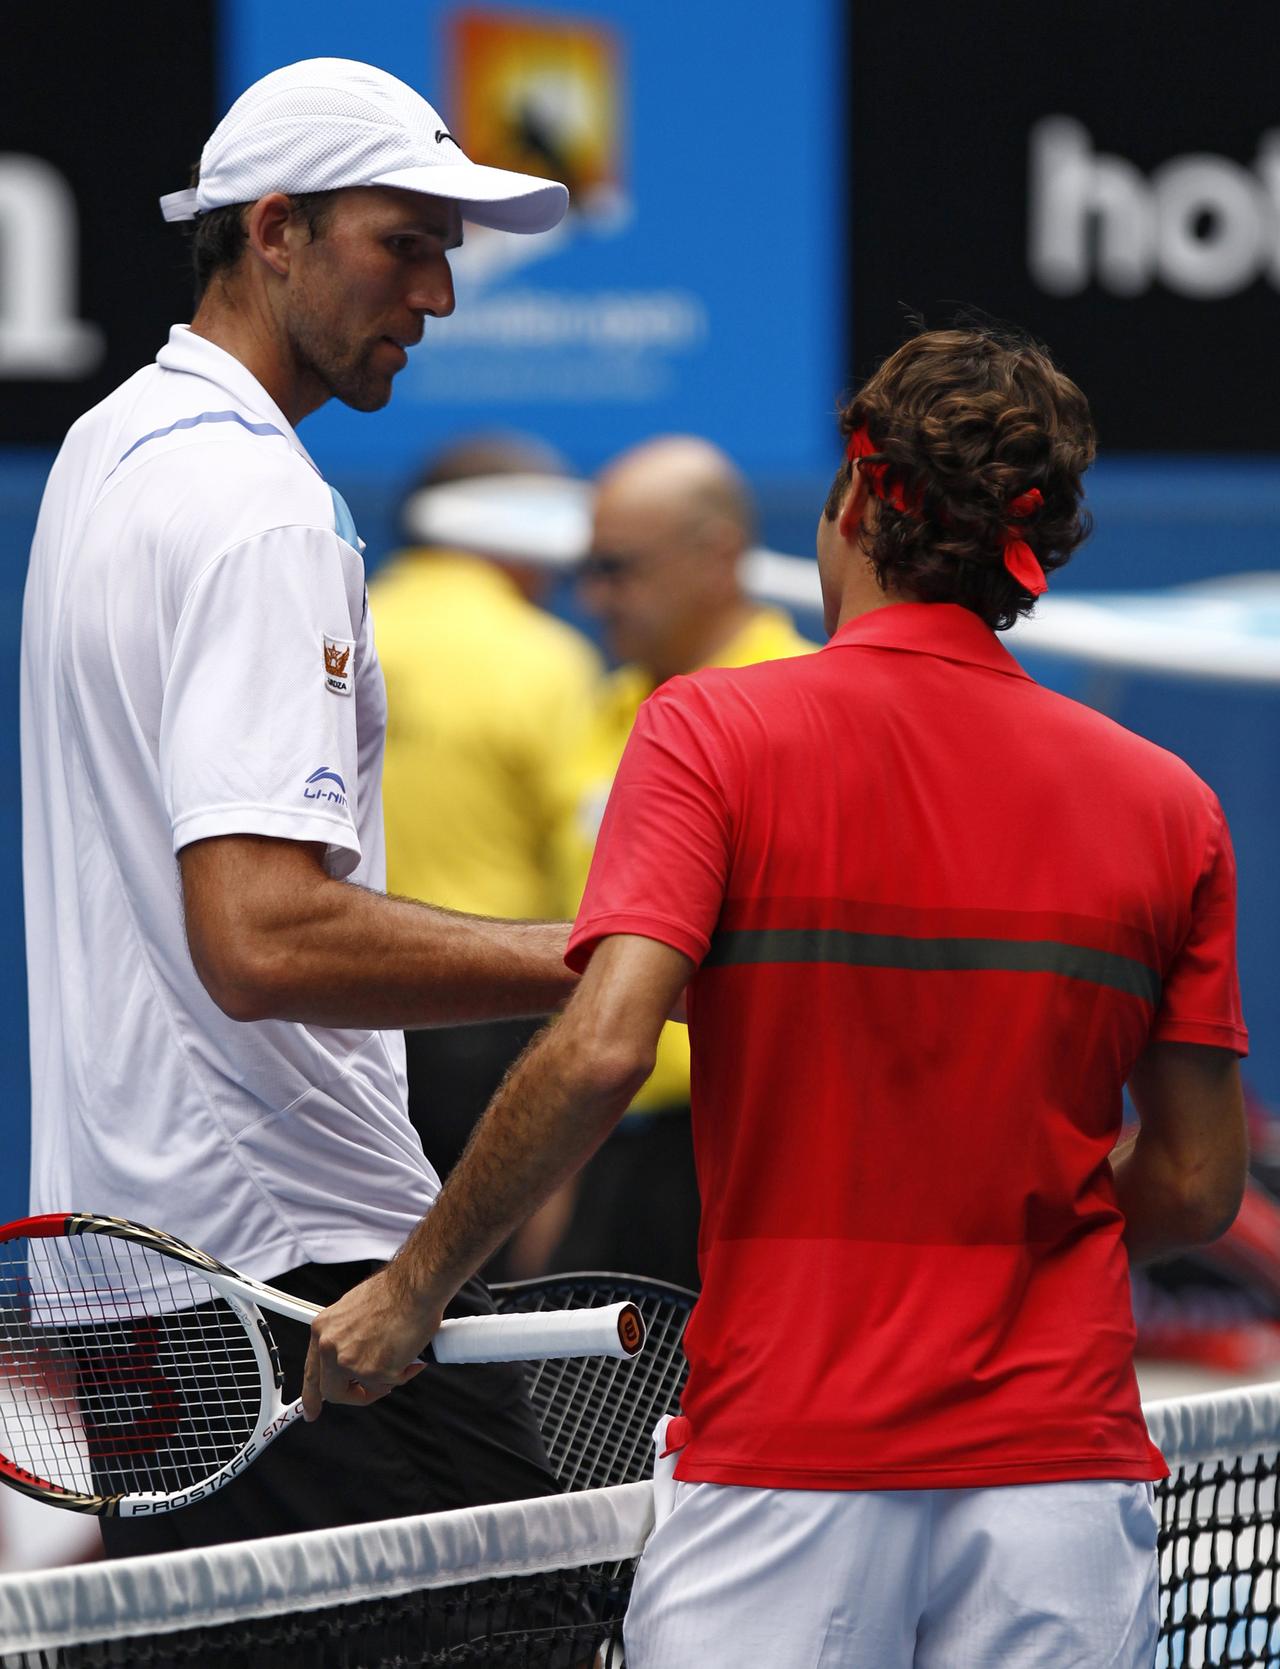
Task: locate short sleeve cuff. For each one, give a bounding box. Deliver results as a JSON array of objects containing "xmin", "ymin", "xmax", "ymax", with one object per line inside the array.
[
  {"xmin": 172, "ymin": 804, "xmax": 362, "ymax": 880},
  {"xmin": 1149, "ymin": 1016, "xmax": 1250, "ymax": 1057},
  {"xmin": 566, "ymin": 910, "xmax": 710, "ymax": 974}
]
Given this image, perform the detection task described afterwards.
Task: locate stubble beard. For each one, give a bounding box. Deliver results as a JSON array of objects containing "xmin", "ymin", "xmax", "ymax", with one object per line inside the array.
[{"xmin": 287, "ymin": 303, "xmax": 393, "ymax": 414}]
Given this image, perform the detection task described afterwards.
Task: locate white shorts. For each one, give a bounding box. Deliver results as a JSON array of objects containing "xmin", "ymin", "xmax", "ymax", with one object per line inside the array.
[{"xmin": 624, "ymin": 1424, "xmax": 1158, "ymax": 1669}]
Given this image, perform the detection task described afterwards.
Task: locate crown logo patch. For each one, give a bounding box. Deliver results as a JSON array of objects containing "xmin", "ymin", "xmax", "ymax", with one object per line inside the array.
[{"xmin": 324, "ymin": 635, "xmax": 354, "ymax": 696}]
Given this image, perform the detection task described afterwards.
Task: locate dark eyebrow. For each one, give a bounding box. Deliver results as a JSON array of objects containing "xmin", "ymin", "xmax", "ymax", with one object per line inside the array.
[{"xmin": 394, "ymin": 214, "xmax": 463, "ymax": 251}]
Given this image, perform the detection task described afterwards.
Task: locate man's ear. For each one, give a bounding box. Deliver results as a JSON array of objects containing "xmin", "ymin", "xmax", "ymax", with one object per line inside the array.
[
  {"xmin": 243, "ymin": 194, "xmax": 297, "ymax": 279},
  {"xmin": 836, "ymin": 469, "xmax": 870, "ymax": 545}
]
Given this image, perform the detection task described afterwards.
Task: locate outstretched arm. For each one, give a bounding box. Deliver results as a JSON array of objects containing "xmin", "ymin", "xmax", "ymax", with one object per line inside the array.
[
  {"xmin": 1113, "ymin": 1040, "xmax": 1248, "ymax": 1264},
  {"xmin": 180, "ymin": 833, "xmax": 575, "ymax": 1028},
  {"xmin": 300, "ymin": 932, "xmax": 693, "ymax": 1416}
]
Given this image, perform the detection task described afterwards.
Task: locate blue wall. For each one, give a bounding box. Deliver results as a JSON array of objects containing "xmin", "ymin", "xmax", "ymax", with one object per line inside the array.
[
  {"xmin": 1, "ymin": 456, "xmax": 43, "ymax": 1221},
  {"xmin": 3, "ymin": 452, "xmax": 1277, "ymax": 1220}
]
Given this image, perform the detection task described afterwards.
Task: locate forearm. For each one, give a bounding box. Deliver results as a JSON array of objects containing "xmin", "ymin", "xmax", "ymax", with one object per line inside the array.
[
  {"xmin": 1116, "ymin": 1043, "xmax": 1248, "ymax": 1265},
  {"xmin": 186, "ymin": 838, "xmax": 574, "ymax": 1027},
  {"xmin": 299, "ymin": 934, "xmax": 690, "ymax": 1414},
  {"xmin": 389, "ymin": 1018, "xmax": 650, "ymax": 1313},
  {"xmin": 1111, "ymin": 1128, "xmax": 1241, "ymax": 1265}
]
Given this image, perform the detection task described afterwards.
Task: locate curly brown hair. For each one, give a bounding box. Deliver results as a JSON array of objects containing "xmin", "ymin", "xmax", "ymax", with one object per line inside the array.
[{"xmin": 823, "ymin": 324, "xmax": 1096, "ymax": 630}]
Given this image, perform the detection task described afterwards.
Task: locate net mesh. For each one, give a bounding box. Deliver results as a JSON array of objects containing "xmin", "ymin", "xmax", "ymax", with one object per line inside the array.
[
  {"xmin": 1146, "ymin": 1384, "xmax": 1280, "ymax": 1666},
  {"xmin": 8, "ymin": 1572, "xmax": 634, "ymax": 1666},
  {"xmin": 0, "ymin": 1232, "xmax": 265, "ymax": 1503}
]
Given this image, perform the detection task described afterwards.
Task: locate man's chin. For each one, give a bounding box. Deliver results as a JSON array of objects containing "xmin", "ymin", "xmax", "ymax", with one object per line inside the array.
[
  {"xmin": 319, "ymin": 354, "xmax": 399, "ymax": 414},
  {"xmin": 335, "ymin": 377, "xmax": 395, "ymax": 414}
]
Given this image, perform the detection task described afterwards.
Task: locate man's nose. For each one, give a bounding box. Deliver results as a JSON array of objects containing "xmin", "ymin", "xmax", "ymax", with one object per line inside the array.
[{"xmin": 412, "ymin": 254, "xmax": 456, "ymax": 319}]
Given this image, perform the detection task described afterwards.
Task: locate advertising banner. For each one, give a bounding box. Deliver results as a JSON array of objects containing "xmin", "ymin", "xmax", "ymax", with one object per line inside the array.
[
  {"xmin": 850, "ymin": 1, "xmax": 1280, "ymax": 451},
  {"xmin": 225, "ymin": 0, "xmax": 844, "ymax": 480},
  {"xmin": 0, "ymin": 3, "xmax": 217, "ymax": 446}
]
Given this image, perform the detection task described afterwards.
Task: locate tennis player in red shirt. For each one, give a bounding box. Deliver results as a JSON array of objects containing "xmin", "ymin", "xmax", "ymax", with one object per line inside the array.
[{"xmin": 306, "ymin": 324, "xmax": 1249, "ymax": 1668}]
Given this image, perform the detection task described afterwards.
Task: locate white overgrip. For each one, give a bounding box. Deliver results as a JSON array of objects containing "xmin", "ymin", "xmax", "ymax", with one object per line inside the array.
[{"xmin": 432, "ymin": 1302, "xmax": 645, "ymax": 1364}]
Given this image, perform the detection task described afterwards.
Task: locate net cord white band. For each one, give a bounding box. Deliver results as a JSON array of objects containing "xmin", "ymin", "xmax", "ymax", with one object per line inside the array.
[
  {"xmin": 0, "ymin": 1480, "xmax": 655, "ymax": 1653},
  {"xmin": 1141, "ymin": 1378, "xmax": 1280, "ymax": 1468}
]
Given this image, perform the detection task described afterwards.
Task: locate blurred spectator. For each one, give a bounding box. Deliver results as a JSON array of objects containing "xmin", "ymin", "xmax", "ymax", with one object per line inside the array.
[
  {"xmin": 537, "ymin": 435, "xmax": 816, "ymax": 1287},
  {"xmin": 369, "ymin": 436, "xmax": 601, "ymax": 1192}
]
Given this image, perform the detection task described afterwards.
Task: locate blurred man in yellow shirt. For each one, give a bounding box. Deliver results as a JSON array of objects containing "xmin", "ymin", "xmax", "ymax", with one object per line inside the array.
[
  {"xmin": 542, "ymin": 436, "xmax": 815, "ymax": 1287},
  {"xmin": 370, "ymin": 437, "xmax": 600, "ymax": 1188}
]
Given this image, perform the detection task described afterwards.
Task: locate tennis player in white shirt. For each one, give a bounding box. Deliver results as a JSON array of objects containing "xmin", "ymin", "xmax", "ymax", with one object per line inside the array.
[{"xmin": 21, "ymin": 57, "xmax": 574, "ymax": 1557}]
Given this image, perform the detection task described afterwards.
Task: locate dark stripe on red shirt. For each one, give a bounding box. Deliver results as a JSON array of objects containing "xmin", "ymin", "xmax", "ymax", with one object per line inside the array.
[{"xmin": 705, "ymin": 927, "xmax": 1161, "ymax": 1005}]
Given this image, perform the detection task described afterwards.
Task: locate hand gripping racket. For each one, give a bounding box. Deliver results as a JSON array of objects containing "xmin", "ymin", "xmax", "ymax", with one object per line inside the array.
[{"xmin": 0, "ymin": 1213, "xmax": 645, "ymax": 1516}]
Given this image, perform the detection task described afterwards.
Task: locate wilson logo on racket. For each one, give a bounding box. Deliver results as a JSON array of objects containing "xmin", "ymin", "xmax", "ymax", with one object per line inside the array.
[
  {"xmin": 617, "ymin": 1306, "xmax": 644, "ymax": 1355},
  {"xmin": 79, "ymin": 1321, "xmax": 181, "ymax": 1462}
]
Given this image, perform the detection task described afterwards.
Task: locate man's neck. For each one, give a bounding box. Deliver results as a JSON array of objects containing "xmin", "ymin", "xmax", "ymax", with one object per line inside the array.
[
  {"xmin": 189, "ymin": 288, "xmax": 320, "ymax": 426},
  {"xmin": 832, "ymin": 564, "xmax": 913, "ymax": 632}
]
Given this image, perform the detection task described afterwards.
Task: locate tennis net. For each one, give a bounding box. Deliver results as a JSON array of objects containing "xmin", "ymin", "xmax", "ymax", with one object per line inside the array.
[
  {"xmin": 0, "ymin": 1375, "xmax": 1278, "ymax": 1665},
  {"xmin": 0, "ymin": 1481, "xmax": 651, "ymax": 1667},
  {"xmin": 1146, "ymin": 1380, "xmax": 1280, "ymax": 1667}
]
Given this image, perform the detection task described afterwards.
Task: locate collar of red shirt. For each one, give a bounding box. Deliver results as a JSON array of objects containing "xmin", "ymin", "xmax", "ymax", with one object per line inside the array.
[{"xmin": 827, "ymin": 602, "xmax": 1033, "ymax": 682}]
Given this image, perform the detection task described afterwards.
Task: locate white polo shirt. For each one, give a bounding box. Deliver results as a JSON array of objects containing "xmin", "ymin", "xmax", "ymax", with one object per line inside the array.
[{"xmin": 21, "ymin": 325, "xmax": 439, "ymax": 1280}]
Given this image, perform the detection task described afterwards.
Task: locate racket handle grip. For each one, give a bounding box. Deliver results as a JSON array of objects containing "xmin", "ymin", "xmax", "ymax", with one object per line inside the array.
[{"xmin": 432, "ymin": 1300, "xmax": 646, "ymax": 1364}]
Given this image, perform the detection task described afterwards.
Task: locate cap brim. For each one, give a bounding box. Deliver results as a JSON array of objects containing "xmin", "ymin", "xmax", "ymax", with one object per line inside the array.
[{"xmin": 374, "ymin": 163, "xmax": 569, "ymax": 234}]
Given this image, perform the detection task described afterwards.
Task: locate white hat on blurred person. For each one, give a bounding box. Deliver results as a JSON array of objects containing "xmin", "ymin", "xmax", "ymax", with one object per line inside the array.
[
  {"xmin": 160, "ymin": 57, "xmax": 569, "ymax": 235},
  {"xmin": 402, "ymin": 475, "xmax": 594, "ymax": 571}
]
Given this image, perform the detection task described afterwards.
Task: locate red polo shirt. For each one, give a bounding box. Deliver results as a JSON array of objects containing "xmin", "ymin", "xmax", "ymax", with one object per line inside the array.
[{"xmin": 567, "ymin": 603, "xmax": 1247, "ymax": 1491}]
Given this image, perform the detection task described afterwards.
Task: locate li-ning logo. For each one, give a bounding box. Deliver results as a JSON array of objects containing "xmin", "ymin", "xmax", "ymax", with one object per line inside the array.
[
  {"xmin": 304, "ymin": 767, "xmax": 348, "ymax": 809},
  {"xmin": 323, "ymin": 634, "xmax": 354, "ymax": 696},
  {"xmin": 435, "ymin": 129, "xmax": 460, "ymax": 150}
]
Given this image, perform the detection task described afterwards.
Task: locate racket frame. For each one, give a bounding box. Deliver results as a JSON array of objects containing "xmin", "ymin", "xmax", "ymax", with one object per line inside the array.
[
  {"xmin": 0, "ymin": 1214, "xmax": 300, "ymax": 1516},
  {"xmin": 0, "ymin": 1212, "xmax": 645, "ymax": 1516}
]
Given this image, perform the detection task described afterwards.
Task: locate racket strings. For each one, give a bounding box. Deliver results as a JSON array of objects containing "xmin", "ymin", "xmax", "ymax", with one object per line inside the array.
[
  {"xmin": 506, "ymin": 1280, "xmax": 693, "ymax": 1491},
  {"xmin": 0, "ymin": 1233, "xmax": 265, "ymax": 1499}
]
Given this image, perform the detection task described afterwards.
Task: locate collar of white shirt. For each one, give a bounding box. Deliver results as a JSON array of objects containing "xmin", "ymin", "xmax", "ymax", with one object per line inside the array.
[{"xmin": 155, "ymin": 324, "xmax": 321, "ymax": 477}]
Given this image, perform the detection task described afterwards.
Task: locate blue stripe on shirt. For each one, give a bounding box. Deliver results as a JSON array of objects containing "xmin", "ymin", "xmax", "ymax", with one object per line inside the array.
[{"xmin": 109, "ymin": 409, "xmax": 291, "ymax": 478}]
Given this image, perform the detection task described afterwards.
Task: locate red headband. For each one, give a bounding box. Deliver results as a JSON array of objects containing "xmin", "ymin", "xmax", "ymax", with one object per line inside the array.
[{"xmin": 845, "ymin": 426, "xmax": 1047, "ymax": 597}]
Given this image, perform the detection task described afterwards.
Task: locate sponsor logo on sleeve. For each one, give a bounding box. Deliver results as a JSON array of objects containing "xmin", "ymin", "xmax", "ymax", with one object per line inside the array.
[
  {"xmin": 323, "ymin": 635, "xmax": 354, "ymax": 696},
  {"xmin": 304, "ymin": 767, "xmax": 348, "ymax": 810}
]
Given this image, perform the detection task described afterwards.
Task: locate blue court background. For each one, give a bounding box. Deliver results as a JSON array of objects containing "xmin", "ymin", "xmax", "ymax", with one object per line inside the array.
[{"xmin": 1, "ymin": 0, "xmax": 1277, "ymax": 1220}]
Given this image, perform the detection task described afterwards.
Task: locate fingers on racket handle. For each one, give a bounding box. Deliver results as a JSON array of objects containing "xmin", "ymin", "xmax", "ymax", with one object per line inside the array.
[{"xmin": 432, "ymin": 1301, "xmax": 646, "ymax": 1364}]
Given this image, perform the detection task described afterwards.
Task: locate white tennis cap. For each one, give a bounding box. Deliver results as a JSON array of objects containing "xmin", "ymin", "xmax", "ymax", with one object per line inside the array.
[
  {"xmin": 402, "ymin": 474, "xmax": 593, "ymax": 570},
  {"xmin": 159, "ymin": 57, "xmax": 569, "ymax": 235}
]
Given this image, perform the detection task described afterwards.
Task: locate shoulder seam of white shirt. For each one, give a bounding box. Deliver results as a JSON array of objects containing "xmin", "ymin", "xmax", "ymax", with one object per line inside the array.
[{"xmin": 177, "ymin": 522, "xmax": 356, "ymax": 617}]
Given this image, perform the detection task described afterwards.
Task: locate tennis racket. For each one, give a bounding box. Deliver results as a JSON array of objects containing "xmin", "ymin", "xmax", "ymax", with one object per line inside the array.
[{"xmin": 0, "ymin": 1213, "xmax": 646, "ymax": 1516}]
